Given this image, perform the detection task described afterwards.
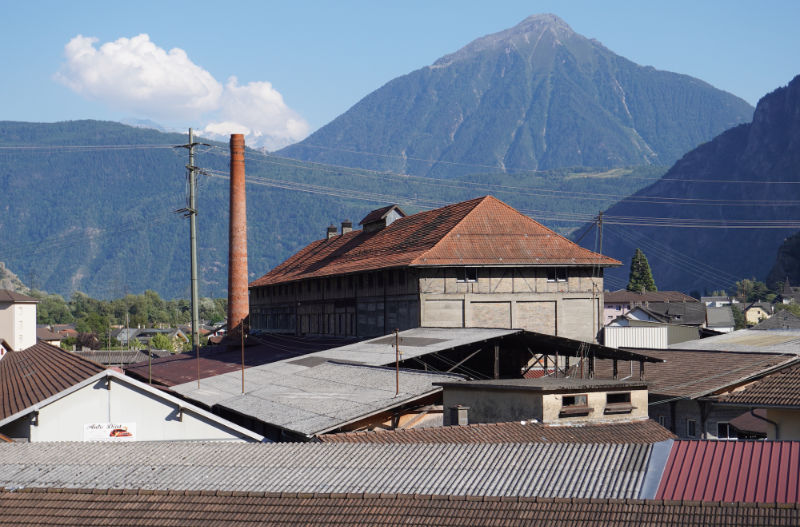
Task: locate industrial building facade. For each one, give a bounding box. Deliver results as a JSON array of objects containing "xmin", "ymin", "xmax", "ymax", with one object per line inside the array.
[{"xmin": 249, "ymin": 197, "xmax": 620, "ymax": 342}]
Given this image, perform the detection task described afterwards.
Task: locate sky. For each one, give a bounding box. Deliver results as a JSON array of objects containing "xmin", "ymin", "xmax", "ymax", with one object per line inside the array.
[{"xmin": 1, "ymin": 0, "xmax": 798, "ymax": 149}]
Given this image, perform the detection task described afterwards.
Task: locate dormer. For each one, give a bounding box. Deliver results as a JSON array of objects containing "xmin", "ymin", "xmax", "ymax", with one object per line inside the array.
[
  {"xmin": 359, "ymin": 205, "xmax": 406, "ymax": 233},
  {"xmin": 0, "ymin": 290, "xmax": 38, "ymax": 354}
]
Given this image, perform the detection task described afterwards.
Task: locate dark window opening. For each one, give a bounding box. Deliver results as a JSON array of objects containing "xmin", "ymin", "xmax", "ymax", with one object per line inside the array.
[
  {"xmin": 687, "ymin": 419, "xmax": 697, "ymax": 438},
  {"xmin": 547, "ymin": 268, "xmax": 568, "ymax": 282},
  {"xmin": 457, "ymin": 268, "xmax": 478, "ymax": 283},
  {"xmin": 605, "ymin": 392, "xmax": 633, "ymax": 414},
  {"xmin": 559, "ymin": 394, "xmax": 591, "ymax": 417},
  {"xmin": 717, "ymin": 422, "xmax": 736, "ymax": 440}
]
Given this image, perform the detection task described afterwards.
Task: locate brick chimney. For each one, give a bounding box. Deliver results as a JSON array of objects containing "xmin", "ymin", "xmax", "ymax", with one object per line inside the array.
[
  {"xmin": 341, "ymin": 220, "xmax": 353, "ymax": 235},
  {"xmin": 228, "ymin": 134, "xmax": 248, "ymax": 337}
]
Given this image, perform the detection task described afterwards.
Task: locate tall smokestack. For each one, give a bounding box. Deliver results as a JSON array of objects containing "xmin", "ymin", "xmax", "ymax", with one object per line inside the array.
[{"xmin": 228, "ymin": 134, "xmax": 248, "ymax": 337}]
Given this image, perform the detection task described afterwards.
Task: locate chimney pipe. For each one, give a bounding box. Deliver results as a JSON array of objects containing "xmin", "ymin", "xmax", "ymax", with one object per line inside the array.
[
  {"xmin": 228, "ymin": 134, "xmax": 248, "ymax": 338},
  {"xmin": 341, "ymin": 220, "xmax": 353, "ymax": 235},
  {"xmin": 326, "ymin": 224, "xmax": 337, "ymax": 240}
]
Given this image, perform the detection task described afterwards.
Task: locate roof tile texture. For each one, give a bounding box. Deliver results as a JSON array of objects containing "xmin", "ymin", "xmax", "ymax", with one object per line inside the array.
[
  {"xmin": 319, "ymin": 419, "xmax": 676, "ymax": 444},
  {"xmin": 0, "ymin": 489, "xmax": 797, "ymax": 526},
  {"xmin": 593, "ymin": 349, "xmax": 797, "ymax": 398},
  {"xmin": 604, "ymin": 290, "xmax": 699, "ymax": 304},
  {"xmin": 251, "ymin": 196, "xmax": 619, "ymax": 287},
  {"xmin": 716, "ymin": 362, "xmax": 800, "ymax": 407},
  {"xmin": 0, "ymin": 341, "xmax": 105, "ymax": 420}
]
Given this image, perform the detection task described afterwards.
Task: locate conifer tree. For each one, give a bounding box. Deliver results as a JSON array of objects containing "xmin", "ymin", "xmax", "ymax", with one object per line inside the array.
[{"xmin": 627, "ymin": 248, "xmax": 657, "ymax": 292}]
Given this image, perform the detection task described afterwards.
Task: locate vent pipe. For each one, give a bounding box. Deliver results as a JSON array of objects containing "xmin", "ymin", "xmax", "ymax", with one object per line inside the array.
[{"xmin": 228, "ymin": 134, "xmax": 249, "ymax": 337}]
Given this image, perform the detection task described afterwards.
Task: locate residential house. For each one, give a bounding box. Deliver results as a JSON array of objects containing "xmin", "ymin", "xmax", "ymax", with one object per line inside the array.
[
  {"xmin": 752, "ymin": 309, "xmax": 800, "ymax": 330},
  {"xmin": 603, "ymin": 290, "xmax": 698, "ymax": 325},
  {"xmin": 701, "ymin": 295, "xmax": 740, "ymax": 308},
  {"xmin": 36, "ymin": 326, "xmax": 63, "ymax": 347},
  {"xmin": 706, "ymin": 305, "xmax": 735, "ymax": 333},
  {"xmin": 744, "ymin": 301, "xmax": 773, "ymax": 326},
  {"xmin": 249, "ymin": 196, "xmax": 620, "ymax": 342},
  {"xmin": 593, "ymin": 347, "xmax": 799, "ymax": 439},
  {"xmin": 776, "ymin": 278, "xmax": 800, "ymax": 304}
]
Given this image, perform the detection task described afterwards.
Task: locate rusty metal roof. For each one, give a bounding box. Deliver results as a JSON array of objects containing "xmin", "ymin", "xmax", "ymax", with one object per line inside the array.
[
  {"xmin": 251, "ymin": 196, "xmax": 620, "ymax": 287},
  {"xmin": 124, "ymin": 334, "xmax": 358, "ymax": 387},
  {"xmin": 656, "ymin": 440, "xmax": 800, "ymax": 503},
  {"xmin": 0, "ymin": 342, "xmax": 105, "ymax": 420}
]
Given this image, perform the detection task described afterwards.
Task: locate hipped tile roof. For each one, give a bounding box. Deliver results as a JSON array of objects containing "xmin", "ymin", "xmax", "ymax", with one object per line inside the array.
[
  {"xmin": 0, "ymin": 489, "xmax": 797, "ymax": 527},
  {"xmin": 0, "ymin": 290, "xmax": 37, "ymax": 303},
  {"xmin": 319, "ymin": 419, "xmax": 675, "ymax": 444},
  {"xmin": 0, "ymin": 342, "xmax": 105, "ymax": 420},
  {"xmin": 251, "ymin": 196, "xmax": 619, "ymax": 287}
]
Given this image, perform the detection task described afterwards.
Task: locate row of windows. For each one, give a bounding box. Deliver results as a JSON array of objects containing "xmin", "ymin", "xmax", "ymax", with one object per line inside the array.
[
  {"xmin": 253, "ymin": 270, "xmax": 408, "ymax": 299},
  {"xmin": 255, "ymin": 267, "xmax": 575, "ymax": 299}
]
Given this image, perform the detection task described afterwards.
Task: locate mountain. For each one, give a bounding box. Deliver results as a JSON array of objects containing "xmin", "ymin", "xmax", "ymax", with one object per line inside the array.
[
  {"xmin": 767, "ymin": 231, "xmax": 800, "ymax": 289},
  {"xmin": 0, "ymin": 120, "xmax": 663, "ymax": 300},
  {"xmin": 593, "ymin": 75, "xmax": 800, "ymax": 294},
  {"xmin": 279, "ymin": 14, "xmax": 753, "ymax": 176}
]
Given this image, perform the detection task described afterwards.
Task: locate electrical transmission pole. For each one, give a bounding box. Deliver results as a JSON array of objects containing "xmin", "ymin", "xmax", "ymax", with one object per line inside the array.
[{"xmin": 177, "ymin": 129, "xmax": 202, "ymax": 359}]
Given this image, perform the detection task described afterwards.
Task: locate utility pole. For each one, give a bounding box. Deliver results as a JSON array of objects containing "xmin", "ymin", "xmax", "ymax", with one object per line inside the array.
[
  {"xmin": 176, "ymin": 129, "xmax": 202, "ymax": 367},
  {"xmin": 597, "ymin": 211, "xmax": 604, "ymax": 256}
]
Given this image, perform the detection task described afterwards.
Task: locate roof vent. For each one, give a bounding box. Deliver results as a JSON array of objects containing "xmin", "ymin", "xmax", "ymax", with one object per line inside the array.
[{"xmin": 359, "ymin": 205, "xmax": 406, "ymax": 233}]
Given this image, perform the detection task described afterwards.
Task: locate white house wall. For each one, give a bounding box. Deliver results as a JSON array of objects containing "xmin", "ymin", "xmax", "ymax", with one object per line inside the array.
[
  {"xmin": 25, "ymin": 377, "xmax": 254, "ymax": 442},
  {"xmin": 0, "ymin": 302, "xmax": 36, "ymax": 351}
]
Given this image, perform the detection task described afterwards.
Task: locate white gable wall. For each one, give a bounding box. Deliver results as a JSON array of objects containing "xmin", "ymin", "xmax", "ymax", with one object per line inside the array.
[
  {"xmin": 13, "ymin": 376, "xmax": 259, "ymax": 442},
  {"xmin": 0, "ymin": 301, "xmax": 36, "ymax": 351}
]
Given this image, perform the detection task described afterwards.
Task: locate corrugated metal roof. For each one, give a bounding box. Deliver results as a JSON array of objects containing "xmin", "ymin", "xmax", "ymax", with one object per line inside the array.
[
  {"xmin": 0, "ymin": 441, "xmax": 653, "ymax": 498},
  {"xmin": 669, "ymin": 329, "xmax": 800, "ymax": 354},
  {"xmin": 172, "ymin": 362, "xmax": 462, "ymax": 436},
  {"xmin": 0, "ymin": 342, "xmax": 105, "ymax": 420},
  {"xmin": 656, "ymin": 440, "xmax": 800, "ymax": 503},
  {"xmin": 251, "ymin": 196, "xmax": 619, "ymax": 287}
]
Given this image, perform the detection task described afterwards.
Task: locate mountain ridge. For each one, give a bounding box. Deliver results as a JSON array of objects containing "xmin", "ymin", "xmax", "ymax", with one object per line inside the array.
[{"xmin": 280, "ymin": 14, "xmax": 753, "ymax": 175}]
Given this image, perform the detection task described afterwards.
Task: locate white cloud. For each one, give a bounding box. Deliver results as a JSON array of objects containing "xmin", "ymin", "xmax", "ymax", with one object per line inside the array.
[
  {"xmin": 56, "ymin": 34, "xmax": 309, "ymax": 148},
  {"xmin": 203, "ymin": 77, "xmax": 310, "ymax": 150}
]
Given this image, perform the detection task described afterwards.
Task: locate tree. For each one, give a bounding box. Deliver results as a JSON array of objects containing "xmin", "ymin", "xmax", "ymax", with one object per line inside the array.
[
  {"xmin": 731, "ymin": 304, "xmax": 746, "ymax": 330},
  {"xmin": 150, "ymin": 333, "xmax": 172, "ymax": 351},
  {"xmin": 626, "ymin": 248, "xmax": 657, "ymax": 292}
]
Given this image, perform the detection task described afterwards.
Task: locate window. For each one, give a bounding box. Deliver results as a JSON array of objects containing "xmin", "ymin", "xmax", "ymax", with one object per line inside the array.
[
  {"xmin": 687, "ymin": 419, "xmax": 697, "ymax": 438},
  {"xmin": 457, "ymin": 268, "xmax": 478, "ymax": 283},
  {"xmin": 559, "ymin": 394, "xmax": 590, "ymax": 417},
  {"xmin": 657, "ymin": 415, "xmax": 666, "ymax": 427},
  {"xmin": 605, "ymin": 392, "xmax": 633, "ymax": 414},
  {"xmin": 717, "ymin": 422, "xmax": 736, "ymax": 440},
  {"xmin": 547, "ymin": 268, "xmax": 567, "ymax": 282}
]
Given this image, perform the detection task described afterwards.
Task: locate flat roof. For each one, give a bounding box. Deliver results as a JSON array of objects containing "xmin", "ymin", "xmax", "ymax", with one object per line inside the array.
[{"xmin": 669, "ymin": 328, "xmax": 800, "ymax": 354}]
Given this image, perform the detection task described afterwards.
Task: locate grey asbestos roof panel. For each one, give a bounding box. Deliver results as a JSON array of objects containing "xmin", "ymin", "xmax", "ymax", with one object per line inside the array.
[
  {"xmin": 669, "ymin": 329, "xmax": 800, "ymax": 354},
  {"xmin": 0, "ymin": 441, "xmax": 656, "ymax": 499},
  {"xmin": 172, "ymin": 361, "xmax": 463, "ymax": 436}
]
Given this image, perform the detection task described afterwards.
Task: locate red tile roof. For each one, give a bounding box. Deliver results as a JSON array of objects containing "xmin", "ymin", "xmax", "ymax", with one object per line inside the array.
[
  {"xmin": 0, "ymin": 342, "xmax": 105, "ymax": 420},
  {"xmin": 359, "ymin": 204, "xmax": 404, "ymax": 225},
  {"xmin": 319, "ymin": 419, "xmax": 676, "ymax": 444},
  {"xmin": 656, "ymin": 440, "xmax": 800, "ymax": 503},
  {"xmin": 124, "ymin": 334, "xmax": 357, "ymax": 387},
  {"xmin": 1, "ymin": 489, "xmax": 797, "ymax": 526},
  {"xmin": 251, "ymin": 196, "xmax": 620, "ymax": 287}
]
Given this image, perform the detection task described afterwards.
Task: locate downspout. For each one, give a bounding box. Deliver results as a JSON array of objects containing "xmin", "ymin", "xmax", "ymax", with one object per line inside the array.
[{"xmin": 748, "ymin": 409, "xmax": 780, "ymax": 440}]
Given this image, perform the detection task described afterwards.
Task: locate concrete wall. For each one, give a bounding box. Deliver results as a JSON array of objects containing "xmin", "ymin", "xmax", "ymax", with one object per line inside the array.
[
  {"xmin": 419, "ymin": 267, "xmax": 602, "ymax": 342},
  {"xmin": 0, "ymin": 302, "xmax": 36, "ymax": 351},
  {"xmin": 765, "ymin": 409, "xmax": 800, "ymax": 440},
  {"xmin": 442, "ymin": 386, "xmax": 648, "ymax": 425},
  {"xmin": 1, "ymin": 377, "xmax": 255, "ymax": 442}
]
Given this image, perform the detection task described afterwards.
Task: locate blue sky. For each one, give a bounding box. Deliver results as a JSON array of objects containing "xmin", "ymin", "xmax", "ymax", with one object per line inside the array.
[{"xmin": 1, "ymin": 1, "xmax": 798, "ymax": 148}]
